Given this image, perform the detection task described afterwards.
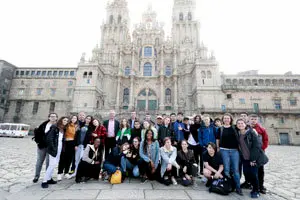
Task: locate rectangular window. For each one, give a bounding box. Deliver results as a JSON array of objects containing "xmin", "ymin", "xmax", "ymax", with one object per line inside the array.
[
  {"xmin": 144, "ymin": 47, "xmax": 152, "ymax": 57},
  {"xmin": 70, "ymin": 71, "xmax": 75, "ymax": 76},
  {"xmin": 49, "ymin": 102, "xmax": 55, "ymax": 112},
  {"xmin": 68, "ymin": 81, "xmax": 73, "ymax": 86},
  {"xmin": 25, "ymin": 71, "xmax": 30, "ymax": 76},
  {"xmin": 36, "ymin": 88, "xmax": 42, "ymax": 95},
  {"xmin": 20, "ymin": 71, "xmax": 24, "ymax": 76},
  {"xmin": 4, "ymin": 101, "xmax": 10, "ymax": 113},
  {"xmin": 31, "ymin": 71, "xmax": 35, "ymax": 76},
  {"xmin": 53, "ymin": 71, "xmax": 58, "ymax": 76},
  {"xmin": 36, "ymin": 71, "xmax": 41, "ymax": 76},
  {"xmin": 0, "ymin": 98, "xmax": 5, "ymax": 104},
  {"xmin": 87, "ymin": 79, "xmax": 90, "ymax": 84},
  {"xmin": 32, "ymin": 102, "xmax": 39, "ymax": 114},
  {"xmin": 47, "ymin": 71, "xmax": 52, "ymax": 76},
  {"xmin": 290, "ymin": 99, "xmax": 297, "ymax": 106},
  {"xmin": 15, "ymin": 100, "xmax": 22, "ymax": 113},
  {"xmin": 50, "ymin": 88, "xmax": 56, "ymax": 96},
  {"xmin": 279, "ymin": 117, "xmax": 285, "ymax": 124},
  {"xmin": 226, "ymin": 94, "xmax": 232, "ymax": 99},
  {"xmin": 59, "ymin": 71, "xmax": 63, "ymax": 76},
  {"xmin": 274, "ymin": 100, "xmax": 282, "ymax": 110},
  {"xmin": 15, "ymin": 71, "xmax": 19, "ymax": 76},
  {"xmin": 221, "ymin": 104, "xmax": 226, "ymax": 112},
  {"xmin": 253, "ymin": 103, "xmax": 259, "ymax": 113},
  {"xmin": 239, "ymin": 98, "xmax": 245, "ymax": 104},
  {"xmin": 64, "ymin": 71, "xmax": 69, "ymax": 77},
  {"xmin": 42, "ymin": 71, "xmax": 46, "ymax": 76}
]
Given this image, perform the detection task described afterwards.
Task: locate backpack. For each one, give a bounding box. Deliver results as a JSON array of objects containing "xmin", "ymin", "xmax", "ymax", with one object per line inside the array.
[
  {"xmin": 209, "ymin": 177, "xmax": 232, "ymax": 195},
  {"xmin": 110, "ymin": 170, "xmax": 122, "ymax": 184}
]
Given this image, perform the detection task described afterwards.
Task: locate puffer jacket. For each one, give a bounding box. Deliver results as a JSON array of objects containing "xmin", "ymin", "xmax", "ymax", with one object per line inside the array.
[
  {"xmin": 45, "ymin": 125, "xmax": 61, "ymax": 157},
  {"xmin": 198, "ymin": 123, "xmax": 217, "ymax": 147}
]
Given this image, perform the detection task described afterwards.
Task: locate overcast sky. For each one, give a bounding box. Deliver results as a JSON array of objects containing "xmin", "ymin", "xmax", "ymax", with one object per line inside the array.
[{"xmin": 0, "ymin": 0, "xmax": 300, "ymax": 74}]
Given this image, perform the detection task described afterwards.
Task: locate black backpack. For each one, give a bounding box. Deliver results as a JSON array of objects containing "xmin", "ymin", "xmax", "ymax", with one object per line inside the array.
[{"xmin": 209, "ymin": 177, "xmax": 232, "ymax": 195}]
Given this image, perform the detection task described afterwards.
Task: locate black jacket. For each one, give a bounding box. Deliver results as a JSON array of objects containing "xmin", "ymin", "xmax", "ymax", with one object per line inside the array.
[
  {"xmin": 34, "ymin": 120, "xmax": 50, "ymax": 149},
  {"xmin": 75, "ymin": 125, "xmax": 93, "ymax": 147},
  {"xmin": 45, "ymin": 125, "xmax": 60, "ymax": 157},
  {"xmin": 106, "ymin": 146, "xmax": 123, "ymax": 166},
  {"xmin": 103, "ymin": 119, "xmax": 120, "ymax": 138},
  {"xmin": 190, "ymin": 123, "xmax": 201, "ymax": 143},
  {"xmin": 182, "ymin": 124, "xmax": 190, "ymax": 141},
  {"xmin": 240, "ymin": 128, "xmax": 266, "ymax": 166},
  {"xmin": 130, "ymin": 128, "xmax": 141, "ymax": 143},
  {"xmin": 158, "ymin": 125, "xmax": 173, "ymax": 145}
]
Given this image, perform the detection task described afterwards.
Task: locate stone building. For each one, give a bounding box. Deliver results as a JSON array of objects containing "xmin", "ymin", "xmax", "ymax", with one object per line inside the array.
[
  {"xmin": 1, "ymin": 0, "xmax": 300, "ymax": 145},
  {"xmin": 0, "ymin": 60, "xmax": 16, "ymax": 122}
]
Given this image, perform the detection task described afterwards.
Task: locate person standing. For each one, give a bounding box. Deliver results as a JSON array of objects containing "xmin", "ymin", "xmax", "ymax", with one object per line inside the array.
[
  {"xmin": 155, "ymin": 115, "xmax": 163, "ymax": 131},
  {"xmin": 173, "ymin": 112, "xmax": 185, "ymax": 147},
  {"xmin": 41, "ymin": 117, "xmax": 69, "ymax": 188},
  {"xmin": 103, "ymin": 110, "xmax": 120, "ymax": 159},
  {"xmin": 57, "ymin": 115, "xmax": 78, "ymax": 180},
  {"xmin": 141, "ymin": 120, "xmax": 158, "ymax": 141},
  {"xmin": 91, "ymin": 118, "xmax": 106, "ymax": 147},
  {"xmin": 236, "ymin": 119, "xmax": 261, "ymax": 198},
  {"xmin": 157, "ymin": 117, "xmax": 173, "ymax": 147},
  {"xmin": 188, "ymin": 115, "xmax": 202, "ymax": 176},
  {"xmin": 116, "ymin": 119, "xmax": 131, "ymax": 145},
  {"xmin": 71, "ymin": 115, "xmax": 93, "ymax": 178},
  {"xmin": 128, "ymin": 111, "xmax": 137, "ymax": 129},
  {"xmin": 32, "ymin": 113, "xmax": 58, "ymax": 183},
  {"xmin": 130, "ymin": 120, "xmax": 142, "ymax": 144},
  {"xmin": 249, "ymin": 114, "xmax": 269, "ymax": 194},
  {"xmin": 216, "ymin": 113, "xmax": 243, "ymax": 196}
]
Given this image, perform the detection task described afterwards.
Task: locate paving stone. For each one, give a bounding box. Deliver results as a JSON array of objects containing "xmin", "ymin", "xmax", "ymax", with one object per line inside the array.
[
  {"xmin": 185, "ymin": 190, "xmax": 237, "ymax": 200},
  {"xmin": 152, "ymin": 182, "xmax": 193, "ymax": 190},
  {"xmin": 97, "ymin": 189, "xmax": 144, "ymax": 199},
  {"xmin": 112, "ymin": 182, "xmax": 152, "ymax": 190},
  {"xmin": 145, "ymin": 190, "xmax": 189, "ymax": 199},
  {"xmin": 6, "ymin": 189, "xmax": 51, "ymax": 200},
  {"xmin": 44, "ymin": 189, "xmax": 100, "ymax": 199},
  {"xmin": 68, "ymin": 182, "xmax": 112, "ymax": 190}
]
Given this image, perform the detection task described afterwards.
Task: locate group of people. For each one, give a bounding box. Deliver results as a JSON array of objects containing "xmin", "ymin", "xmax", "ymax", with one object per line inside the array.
[{"xmin": 32, "ymin": 110, "xmax": 269, "ymax": 198}]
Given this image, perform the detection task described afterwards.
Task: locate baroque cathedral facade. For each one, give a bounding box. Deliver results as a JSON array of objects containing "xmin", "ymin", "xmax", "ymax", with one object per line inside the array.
[{"xmin": 1, "ymin": 0, "xmax": 300, "ymax": 145}]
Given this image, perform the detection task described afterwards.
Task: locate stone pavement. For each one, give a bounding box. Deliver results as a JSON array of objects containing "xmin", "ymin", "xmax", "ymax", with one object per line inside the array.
[{"xmin": 0, "ymin": 137, "xmax": 299, "ymax": 200}]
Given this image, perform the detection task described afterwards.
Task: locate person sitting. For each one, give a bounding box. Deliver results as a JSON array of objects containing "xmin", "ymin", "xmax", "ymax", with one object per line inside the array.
[
  {"xmin": 121, "ymin": 137, "xmax": 141, "ymax": 177},
  {"xmin": 75, "ymin": 138, "xmax": 103, "ymax": 183},
  {"xmin": 203, "ymin": 142, "xmax": 224, "ymax": 187},
  {"xmin": 116, "ymin": 119, "xmax": 131, "ymax": 145},
  {"xmin": 103, "ymin": 143, "xmax": 129, "ymax": 180},
  {"xmin": 139, "ymin": 129, "xmax": 160, "ymax": 183},
  {"xmin": 160, "ymin": 137, "xmax": 179, "ymax": 185},
  {"xmin": 177, "ymin": 140, "xmax": 198, "ymax": 186}
]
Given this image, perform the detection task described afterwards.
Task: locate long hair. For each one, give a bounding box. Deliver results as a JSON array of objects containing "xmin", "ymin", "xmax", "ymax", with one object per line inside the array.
[
  {"xmin": 66, "ymin": 115, "xmax": 78, "ymax": 129},
  {"xmin": 57, "ymin": 116, "xmax": 68, "ymax": 131},
  {"xmin": 193, "ymin": 115, "xmax": 202, "ymax": 124},
  {"xmin": 143, "ymin": 129, "xmax": 155, "ymax": 154},
  {"xmin": 120, "ymin": 118, "xmax": 130, "ymax": 129},
  {"xmin": 85, "ymin": 115, "xmax": 94, "ymax": 128},
  {"xmin": 222, "ymin": 113, "xmax": 234, "ymax": 125}
]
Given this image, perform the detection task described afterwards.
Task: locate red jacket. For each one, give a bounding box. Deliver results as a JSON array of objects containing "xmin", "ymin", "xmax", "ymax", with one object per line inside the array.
[
  {"xmin": 253, "ymin": 123, "xmax": 269, "ymax": 151},
  {"xmin": 91, "ymin": 125, "xmax": 107, "ymax": 145}
]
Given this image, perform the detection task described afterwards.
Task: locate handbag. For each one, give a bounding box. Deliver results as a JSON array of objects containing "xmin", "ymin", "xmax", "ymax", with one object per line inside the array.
[
  {"xmin": 257, "ymin": 149, "xmax": 269, "ymax": 167},
  {"xmin": 110, "ymin": 170, "xmax": 122, "ymax": 184}
]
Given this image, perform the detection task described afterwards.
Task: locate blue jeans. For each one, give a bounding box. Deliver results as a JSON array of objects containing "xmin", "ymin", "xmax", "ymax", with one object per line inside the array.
[
  {"xmin": 121, "ymin": 157, "xmax": 140, "ymax": 177},
  {"xmin": 220, "ymin": 148, "xmax": 241, "ymax": 189},
  {"xmin": 103, "ymin": 161, "xmax": 119, "ymax": 175}
]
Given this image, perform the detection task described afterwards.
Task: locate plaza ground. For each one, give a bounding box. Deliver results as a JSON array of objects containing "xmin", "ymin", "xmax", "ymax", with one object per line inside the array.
[{"xmin": 0, "ymin": 137, "xmax": 299, "ymax": 200}]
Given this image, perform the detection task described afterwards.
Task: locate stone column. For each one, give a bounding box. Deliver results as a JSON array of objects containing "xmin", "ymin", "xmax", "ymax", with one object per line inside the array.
[
  {"xmin": 173, "ymin": 46, "xmax": 178, "ymax": 112},
  {"xmin": 116, "ymin": 48, "xmax": 123, "ymax": 111},
  {"xmin": 129, "ymin": 75, "xmax": 134, "ymax": 111},
  {"xmin": 145, "ymin": 88, "xmax": 149, "ymax": 111},
  {"xmin": 159, "ymin": 47, "xmax": 165, "ymax": 111}
]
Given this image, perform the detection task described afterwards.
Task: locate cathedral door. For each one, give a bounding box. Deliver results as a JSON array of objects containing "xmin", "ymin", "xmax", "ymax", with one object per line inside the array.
[{"xmin": 136, "ymin": 88, "xmax": 157, "ymax": 111}]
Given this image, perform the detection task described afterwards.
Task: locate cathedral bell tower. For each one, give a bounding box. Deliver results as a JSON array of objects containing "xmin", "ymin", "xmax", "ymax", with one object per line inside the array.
[
  {"xmin": 100, "ymin": 0, "xmax": 131, "ymax": 48},
  {"xmin": 172, "ymin": 0, "xmax": 200, "ymax": 49}
]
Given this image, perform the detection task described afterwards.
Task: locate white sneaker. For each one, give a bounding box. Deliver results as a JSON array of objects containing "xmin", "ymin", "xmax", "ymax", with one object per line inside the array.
[
  {"xmin": 64, "ymin": 174, "xmax": 71, "ymax": 179},
  {"xmin": 171, "ymin": 177, "xmax": 177, "ymax": 185},
  {"xmin": 57, "ymin": 174, "xmax": 62, "ymax": 181},
  {"xmin": 67, "ymin": 173, "xmax": 76, "ymax": 179}
]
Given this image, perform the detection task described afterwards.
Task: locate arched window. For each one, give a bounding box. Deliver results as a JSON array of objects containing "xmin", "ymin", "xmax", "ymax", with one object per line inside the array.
[
  {"xmin": 124, "ymin": 66, "xmax": 130, "ymax": 76},
  {"xmin": 88, "ymin": 72, "xmax": 93, "ymax": 78},
  {"xmin": 165, "ymin": 88, "xmax": 171, "ymax": 103},
  {"xmin": 109, "ymin": 15, "xmax": 114, "ymax": 24},
  {"xmin": 118, "ymin": 15, "xmax": 122, "ymax": 24},
  {"xmin": 144, "ymin": 46, "xmax": 152, "ymax": 57},
  {"xmin": 207, "ymin": 71, "xmax": 212, "ymax": 79},
  {"xmin": 143, "ymin": 62, "xmax": 152, "ymax": 76},
  {"xmin": 179, "ymin": 12, "xmax": 183, "ymax": 21},
  {"xmin": 83, "ymin": 72, "xmax": 87, "ymax": 78},
  {"xmin": 188, "ymin": 12, "xmax": 192, "ymax": 20},
  {"xmin": 123, "ymin": 88, "xmax": 129, "ymax": 104},
  {"xmin": 201, "ymin": 71, "xmax": 206, "ymax": 78},
  {"xmin": 165, "ymin": 66, "xmax": 172, "ymax": 76}
]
